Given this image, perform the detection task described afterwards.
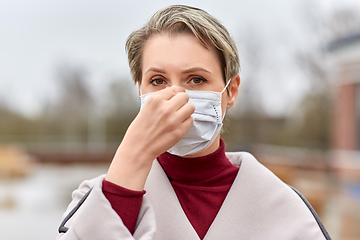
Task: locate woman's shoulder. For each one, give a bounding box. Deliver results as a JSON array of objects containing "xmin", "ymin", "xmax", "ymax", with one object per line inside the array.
[
  {"xmin": 72, "ymin": 174, "xmax": 106, "ymax": 198},
  {"xmin": 225, "ymin": 151, "xmax": 257, "ymax": 168},
  {"xmin": 224, "ymin": 151, "xmax": 331, "ymax": 240}
]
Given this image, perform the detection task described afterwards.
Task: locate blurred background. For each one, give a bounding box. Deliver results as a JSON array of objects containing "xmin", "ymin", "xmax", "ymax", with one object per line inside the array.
[{"xmin": 1, "ymin": 0, "xmax": 360, "ymax": 239}]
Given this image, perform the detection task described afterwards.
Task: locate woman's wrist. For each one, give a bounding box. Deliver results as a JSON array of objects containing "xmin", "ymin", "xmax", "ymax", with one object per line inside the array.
[{"xmin": 105, "ymin": 140, "xmax": 155, "ymax": 191}]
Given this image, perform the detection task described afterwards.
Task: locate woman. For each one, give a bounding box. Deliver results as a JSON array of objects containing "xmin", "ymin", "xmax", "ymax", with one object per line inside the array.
[{"xmin": 56, "ymin": 5, "xmax": 331, "ymax": 240}]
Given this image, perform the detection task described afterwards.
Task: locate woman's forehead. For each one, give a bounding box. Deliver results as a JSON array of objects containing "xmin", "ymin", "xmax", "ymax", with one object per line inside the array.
[{"xmin": 142, "ymin": 33, "xmax": 222, "ymax": 75}]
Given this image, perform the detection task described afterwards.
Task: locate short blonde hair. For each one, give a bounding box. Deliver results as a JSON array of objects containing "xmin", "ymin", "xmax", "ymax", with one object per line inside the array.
[{"xmin": 125, "ymin": 5, "xmax": 240, "ymax": 84}]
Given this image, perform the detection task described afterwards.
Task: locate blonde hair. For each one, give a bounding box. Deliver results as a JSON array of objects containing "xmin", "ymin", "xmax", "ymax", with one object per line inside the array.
[{"xmin": 125, "ymin": 5, "xmax": 240, "ymax": 84}]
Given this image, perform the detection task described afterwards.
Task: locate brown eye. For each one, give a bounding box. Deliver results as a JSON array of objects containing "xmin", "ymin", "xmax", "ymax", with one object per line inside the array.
[
  {"xmin": 150, "ymin": 78, "xmax": 165, "ymax": 85},
  {"xmin": 190, "ymin": 77, "xmax": 207, "ymax": 84}
]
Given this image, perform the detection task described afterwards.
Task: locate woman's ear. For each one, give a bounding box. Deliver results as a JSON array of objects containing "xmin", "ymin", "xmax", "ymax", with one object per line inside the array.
[{"xmin": 226, "ymin": 74, "xmax": 240, "ymax": 109}]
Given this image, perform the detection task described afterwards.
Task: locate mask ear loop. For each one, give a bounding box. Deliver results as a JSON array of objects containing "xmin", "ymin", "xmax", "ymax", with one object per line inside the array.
[
  {"xmin": 220, "ymin": 79, "xmax": 232, "ymax": 121},
  {"xmin": 220, "ymin": 78, "xmax": 232, "ymax": 95}
]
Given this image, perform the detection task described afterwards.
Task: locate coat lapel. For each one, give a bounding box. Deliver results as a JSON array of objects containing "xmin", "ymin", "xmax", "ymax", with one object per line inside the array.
[
  {"xmin": 204, "ymin": 152, "xmax": 288, "ymax": 239},
  {"xmin": 144, "ymin": 160, "xmax": 200, "ymax": 240},
  {"xmin": 203, "ymin": 152, "xmax": 245, "ymax": 240},
  {"xmin": 204, "ymin": 152, "xmax": 323, "ymax": 240}
]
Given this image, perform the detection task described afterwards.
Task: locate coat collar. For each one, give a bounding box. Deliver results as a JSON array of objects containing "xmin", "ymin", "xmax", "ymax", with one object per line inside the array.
[
  {"xmin": 144, "ymin": 152, "xmax": 243, "ymax": 240},
  {"xmin": 144, "ymin": 158, "xmax": 199, "ymax": 240}
]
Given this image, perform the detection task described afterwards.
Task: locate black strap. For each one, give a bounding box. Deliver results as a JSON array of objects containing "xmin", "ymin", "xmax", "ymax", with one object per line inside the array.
[
  {"xmin": 58, "ymin": 187, "xmax": 93, "ymax": 233},
  {"xmin": 288, "ymin": 185, "xmax": 332, "ymax": 240}
]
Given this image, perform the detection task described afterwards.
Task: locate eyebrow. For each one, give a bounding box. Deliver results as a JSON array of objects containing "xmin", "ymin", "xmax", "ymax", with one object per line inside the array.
[
  {"xmin": 182, "ymin": 67, "xmax": 211, "ymax": 74},
  {"xmin": 145, "ymin": 67, "xmax": 211, "ymax": 75},
  {"xmin": 145, "ymin": 67, "xmax": 166, "ymax": 75}
]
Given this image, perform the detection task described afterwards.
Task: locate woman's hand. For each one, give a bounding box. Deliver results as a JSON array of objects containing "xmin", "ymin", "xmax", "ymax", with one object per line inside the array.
[{"xmin": 106, "ymin": 86, "xmax": 195, "ymax": 191}]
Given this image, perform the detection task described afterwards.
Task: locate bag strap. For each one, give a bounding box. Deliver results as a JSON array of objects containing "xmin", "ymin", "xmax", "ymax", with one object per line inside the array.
[{"xmin": 58, "ymin": 187, "xmax": 93, "ymax": 233}]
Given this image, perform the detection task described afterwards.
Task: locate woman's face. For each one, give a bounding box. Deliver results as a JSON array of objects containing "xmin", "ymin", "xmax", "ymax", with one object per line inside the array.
[
  {"xmin": 139, "ymin": 32, "xmax": 239, "ymax": 157},
  {"xmin": 140, "ymin": 32, "xmax": 235, "ymax": 115}
]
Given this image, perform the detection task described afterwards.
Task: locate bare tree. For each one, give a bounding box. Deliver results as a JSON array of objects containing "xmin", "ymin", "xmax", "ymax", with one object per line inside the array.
[
  {"xmin": 106, "ymin": 78, "xmax": 139, "ymax": 120},
  {"xmin": 105, "ymin": 77, "xmax": 139, "ymax": 141},
  {"xmin": 43, "ymin": 63, "xmax": 94, "ymax": 142},
  {"xmin": 234, "ymin": 27, "xmax": 266, "ymax": 118},
  {"xmin": 325, "ymin": 7, "xmax": 360, "ymax": 42}
]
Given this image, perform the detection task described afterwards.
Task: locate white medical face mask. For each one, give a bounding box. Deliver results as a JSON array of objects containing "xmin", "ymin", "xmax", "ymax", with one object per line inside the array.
[{"xmin": 140, "ymin": 80, "xmax": 231, "ymax": 156}]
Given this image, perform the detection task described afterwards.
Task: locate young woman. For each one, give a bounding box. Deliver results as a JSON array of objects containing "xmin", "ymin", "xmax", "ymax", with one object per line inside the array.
[{"xmin": 56, "ymin": 5, "xmax": 331, "ymax": 240}]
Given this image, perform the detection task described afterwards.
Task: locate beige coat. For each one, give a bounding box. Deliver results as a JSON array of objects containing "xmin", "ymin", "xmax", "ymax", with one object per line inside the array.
[{"xmin": 56, "ymin": 152, "xmax": 331, "ymax": 240}]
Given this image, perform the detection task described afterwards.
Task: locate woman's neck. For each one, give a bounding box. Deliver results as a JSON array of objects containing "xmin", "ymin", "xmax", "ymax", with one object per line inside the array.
[{"xmin": 157, "ymin": 138, "xmax": 233, "ymax": 182}]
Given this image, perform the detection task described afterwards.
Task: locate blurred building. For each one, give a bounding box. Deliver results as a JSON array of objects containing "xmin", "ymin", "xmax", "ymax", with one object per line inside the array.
[
  {"xmin": 329, "ymin": 31, "xmax": 360, "ymax": 240},
  {"xmin": 330, "ymin": 32, "xmax": 360, "ymax": 150},
  {"xmin": 329, "ymin": 32, "xmax": 360, "ymax": 174}
]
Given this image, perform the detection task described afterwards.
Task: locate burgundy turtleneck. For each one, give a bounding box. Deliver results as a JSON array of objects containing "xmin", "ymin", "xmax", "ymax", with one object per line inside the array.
[{"xmin": 102, "ymin": 138, "xmax": 239, "ymax": 239}]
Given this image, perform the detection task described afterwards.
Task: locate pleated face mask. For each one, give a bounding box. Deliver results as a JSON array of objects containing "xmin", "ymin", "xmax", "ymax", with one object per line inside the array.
[{"xmin": 140, "ymin": 80, "xmax": 230, "ymax": 156}]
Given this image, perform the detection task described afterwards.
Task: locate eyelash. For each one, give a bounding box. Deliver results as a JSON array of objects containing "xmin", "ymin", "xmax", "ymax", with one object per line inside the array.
[
  {"xmin": 189, "ymin": 76, "xmax": 207, "ymax": 84},
  {"xmin": 149, "ymin": 77, "xmax": 166, "ymax": 85},
  {"xmin": 149, "ymin": 76, "xmax": 208, "ymax": 86}
]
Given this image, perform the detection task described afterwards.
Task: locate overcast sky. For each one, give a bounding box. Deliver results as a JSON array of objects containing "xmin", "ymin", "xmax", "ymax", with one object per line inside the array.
[{"xmin": 1, "ymin": 0, "xmax": 360, "ymax": 117}]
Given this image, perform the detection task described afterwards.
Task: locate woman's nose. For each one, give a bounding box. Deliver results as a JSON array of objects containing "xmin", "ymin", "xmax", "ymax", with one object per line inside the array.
[{"xmin": 167, "ymin": 81, "xmax": 186, "ymax": 89}]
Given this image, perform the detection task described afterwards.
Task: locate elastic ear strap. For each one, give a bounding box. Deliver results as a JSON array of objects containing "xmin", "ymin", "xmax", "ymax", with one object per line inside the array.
[
  {"xmin": 220, "ymin": 79, "xmax": 231, "ymax": 120},
  {"xmin": 220, "ymin": 79, "xmax": 232, "ymax": 94}
]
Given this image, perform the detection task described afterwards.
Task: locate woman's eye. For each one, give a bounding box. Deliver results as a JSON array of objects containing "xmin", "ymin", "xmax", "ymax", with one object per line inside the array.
[
  {"xmin": 190, "ymin": 77, "xmax": 207, "ymax": 84},
  {"xmin": 150, "ymin": 78, "xmax": 165, "ymax": 85}
]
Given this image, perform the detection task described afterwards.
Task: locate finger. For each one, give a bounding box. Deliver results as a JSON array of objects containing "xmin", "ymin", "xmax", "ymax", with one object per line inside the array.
[
  {"xmin": 175, "ymin": 102, "xmax": 195, "ymax": 121},
  {"xmin": 167, "ymin": 92, "xmax": 190, "ymax": 111},
  {"xmin": 180, "ymin": 115, "xmax": 193, "ymax": 131},
  {"xmin": 169, "ymin": 115, "xmax": 193, "ymax": 143}
]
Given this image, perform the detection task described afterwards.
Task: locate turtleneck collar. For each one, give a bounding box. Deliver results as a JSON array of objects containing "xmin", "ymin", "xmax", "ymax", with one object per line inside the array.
[{"xmin": 157, "ymin": 138, "xmax": 233, "ymax": 182}]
